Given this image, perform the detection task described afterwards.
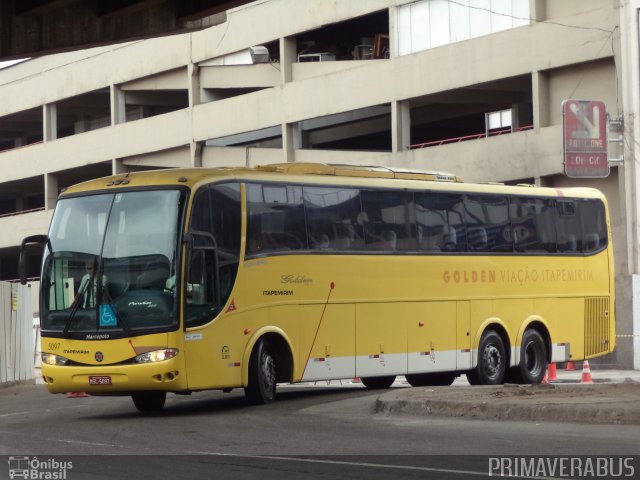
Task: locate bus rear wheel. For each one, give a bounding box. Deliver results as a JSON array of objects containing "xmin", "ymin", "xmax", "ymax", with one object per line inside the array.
[
  {"xmin": 245, "ymin": 338, "xmax": 277, "ymax": 405},
  {"xmin": 516, "ymin": 329, "xmax": 548, "ymax": 384},
  {"xmin": 466, "ymin": 330, "xmax": 506, "ymax": 385},
  {"xmin": 406, "ymin": 373, "xmax": 457, "ymax": 387},
  {"xmin": 361, "ymin": 376, "xmax": 395, "ymax": 389},
  {"xmin": 132, "ymin": 391, "xmax": 166, "ymax": 412}
]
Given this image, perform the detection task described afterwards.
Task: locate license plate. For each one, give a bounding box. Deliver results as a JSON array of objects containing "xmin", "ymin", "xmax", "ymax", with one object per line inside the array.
[{"xmin": 89, "ymin": 375, "xmax": 112, "ymax": 386}]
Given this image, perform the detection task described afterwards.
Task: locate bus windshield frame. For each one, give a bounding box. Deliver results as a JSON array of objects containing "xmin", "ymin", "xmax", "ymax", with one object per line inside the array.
[{"xmin": 40, "ymin": 187, "xmax": 187, "ymax": 340}]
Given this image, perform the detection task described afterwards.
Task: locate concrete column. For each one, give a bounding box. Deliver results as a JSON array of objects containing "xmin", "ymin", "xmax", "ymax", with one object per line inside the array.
[
  {"xmin": 15, "ymin": 196, "xmax": 25, "ymax": 211},
  {"xmin": 282, "ymin": 123, "xmax": 301, "ymax": 163},
  {"xmin": 617, "ymin": 0, "xmax": 640, "ymax": 369},
  {"xmin": 112, "ymin": 159, "xmax": 127, "ymax": 175},
  {"xmin": 188, "ymin": 63, "xmax": 202, "ymax": 168},
  {"xmin": 530, "ymin": 0, "xmax": 545, "ymax": 22},
  {"xmin": 44, "ymin": 173, "xmax": 58, "ymax": 210},
  {"xmin": 74, "ymin": 119, "xmax": 89, "ymax": 134},
  {"xmin": 511, "ymin": 103, "xmax": 533, "ymax": 130},
  {"xmin": 110, "ymin": 84, "xmax": 126, "ymax": 125},
  {"xmin": 532, "ymin": 71, "xmax": 549, "ymax": 129},
  {"xmin": 190, "ymin": 141, "xmax": 202, "ymax": 168},
  {"xmin": 388, "ymin": 4, "xmax": 398, "ymax": 58},
  {"xmin": 280, "ymin": 36, "xmax": 296, "ymax": 84},
  {"xmin": 619, "ymin": 1, "xmax": 640, "ymax": 276},
  {"xmin": 188, "ymin": 63, "xmax": 201, "ymax": 107},
  {"xmin": 391, "ymin": 100, "xmax": 411, "ymax": 153},
  {"xmin": 43, "ymin": 103, "xmax": 57, "ymax": 142}
]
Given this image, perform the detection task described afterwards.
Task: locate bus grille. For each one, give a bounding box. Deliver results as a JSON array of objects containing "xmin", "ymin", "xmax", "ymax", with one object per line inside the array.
[{"xmin": 584, "ymin": 297, "xmax": 610, "ymax": 358}]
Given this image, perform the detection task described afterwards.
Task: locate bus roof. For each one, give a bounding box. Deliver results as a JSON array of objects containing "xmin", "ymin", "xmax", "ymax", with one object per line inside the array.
[{"xmin": 59, "ymin": 163, "xmax": 605, "ymax": 200}]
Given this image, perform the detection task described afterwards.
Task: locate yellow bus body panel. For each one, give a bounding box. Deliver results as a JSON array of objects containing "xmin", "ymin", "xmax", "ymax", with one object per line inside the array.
[{"xmin": 41, "ymin": 331, "xmax": 187, "ymax": 394}]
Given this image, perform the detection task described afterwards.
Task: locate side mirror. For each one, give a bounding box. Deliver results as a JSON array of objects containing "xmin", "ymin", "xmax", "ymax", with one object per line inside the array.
[{"xmin": 19, "ymin": 234, "xmax": 48, "ymax": 285}]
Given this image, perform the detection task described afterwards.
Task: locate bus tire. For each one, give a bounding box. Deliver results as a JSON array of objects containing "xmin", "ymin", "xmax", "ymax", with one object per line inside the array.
[
  {"xmin": 406, "ymin": 373, "xmax": 457, "ymax": 387},
  {"xmin": 245, "ymin": 338, "xmax": 277, "ymax": 405},
  {"xmin": 516, "ymin": 329, "xmax": 548, "ymax": 384},
  {"xmin": 361, "ymin": 376, "xmax": 395, "ymax": 389},
  {"xmin": 132, "ymin": 391, "xmax": 166, "ymax": 412},
  {"xmin": 468, "ymin": 330, "xmax": 506, "ymax": 385}
]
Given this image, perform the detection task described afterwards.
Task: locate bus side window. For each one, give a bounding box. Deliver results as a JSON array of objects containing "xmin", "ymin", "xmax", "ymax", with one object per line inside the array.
[
  {"xmin": 580, "ymin": 199, "xmax": 607, "ymax": 254},
  {"xmin": 556, "ymin": 200, "xmax": 582, "ymax": 253},
  {"xmin": 361, "ymin": 190, "xmax": 416, "ymax": 251},
  {"xmin": 246, "ymin": 184, "xmax": 307, "ymax": 255},
  {"xmin": 415, "ymin": 191, "xmax": 465, "ymax": 252},
  {"xmin": 304, "ymin": 186, "xmax": 364, "ymax": 251},
  {"xmin": 463, "ymin": 195, "xmax": 512, "ymax": 253},
  {"xmin": 509, "ymin": 197, "xmax": 555, "ymax": 253}
]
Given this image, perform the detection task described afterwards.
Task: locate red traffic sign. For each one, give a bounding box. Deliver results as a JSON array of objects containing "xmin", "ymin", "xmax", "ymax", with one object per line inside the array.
[{"xmin": 562, "ymin": 100, "xmax": 609, "ymax": 178}]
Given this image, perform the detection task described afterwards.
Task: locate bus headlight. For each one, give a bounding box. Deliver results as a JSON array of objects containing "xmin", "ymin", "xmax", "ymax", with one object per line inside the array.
[
  {"xmin": 41, "ymin": 353, "xmax": 69, "ymax": 366},
  {"xmin": 135, "ymin": 349, "xmax": 179, "ymax": 364}
]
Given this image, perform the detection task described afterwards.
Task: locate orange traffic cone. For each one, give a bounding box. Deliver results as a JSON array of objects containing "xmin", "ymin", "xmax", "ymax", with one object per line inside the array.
[
  {"xmin": 67, "ymin": 391, "xmax": 89, "ymax": 398},
  {"xmin": 566, "ymin": 361, "xmax": 576, "ymax": 371},
  {"xmin": 580, "ymin": 361, "xmax": 593, "ymax": 384},
  {"xmin": 547, "ymin": 363, "xmax": 557, "ymax": 382},
  {"xmin": 541, "ymin": 370, "xmax": 549, "ymax": 384}
]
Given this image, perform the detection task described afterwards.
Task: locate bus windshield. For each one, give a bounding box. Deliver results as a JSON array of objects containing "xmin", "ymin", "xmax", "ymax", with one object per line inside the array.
[{"xmin": 41, "ymin": 189, "xmax": 184, "ymax": 336}]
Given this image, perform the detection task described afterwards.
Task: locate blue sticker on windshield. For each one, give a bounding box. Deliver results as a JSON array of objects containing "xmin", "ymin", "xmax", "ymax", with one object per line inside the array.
[{"xmin": 99, "ymin": 304, "xmax": 117, "ymax": 327}]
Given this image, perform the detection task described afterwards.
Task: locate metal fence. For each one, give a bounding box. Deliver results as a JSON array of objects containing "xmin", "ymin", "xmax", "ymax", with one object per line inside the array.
[{"xmin": 0, "ymin": 282, "xmax": 34, "ymax": 385}]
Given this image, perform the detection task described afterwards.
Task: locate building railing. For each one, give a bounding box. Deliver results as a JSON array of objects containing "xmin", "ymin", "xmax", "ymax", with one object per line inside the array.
[
  {"xmin": 409, "ymin": 125, "xmax": 534, "ymax": 150},
  {"xmin": 0, "ymin": 207, "xmax": 45, "ymax": 219}
]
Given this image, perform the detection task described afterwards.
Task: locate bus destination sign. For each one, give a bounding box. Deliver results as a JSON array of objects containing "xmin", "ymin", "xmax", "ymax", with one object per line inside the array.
[{"xmin": 562, "ymin": 99, "xmax": 609, "ymax": 178}]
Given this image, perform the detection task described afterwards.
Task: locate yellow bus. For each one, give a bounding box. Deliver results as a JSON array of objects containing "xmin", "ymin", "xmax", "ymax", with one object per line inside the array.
[{"xmin": 21, "ymin": 163, "xmax": 614, "ymax": 412}]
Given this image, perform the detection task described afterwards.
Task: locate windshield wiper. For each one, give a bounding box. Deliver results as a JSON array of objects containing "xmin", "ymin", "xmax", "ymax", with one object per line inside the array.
[{"xmin": 62, "ymin": 273, "xmax": 92, "ymax": 335}]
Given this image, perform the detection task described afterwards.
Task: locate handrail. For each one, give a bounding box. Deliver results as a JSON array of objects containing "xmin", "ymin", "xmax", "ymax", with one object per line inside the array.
[{"xmin": 409, "ymin": 125, "xmax": 534, "ymax": 150}]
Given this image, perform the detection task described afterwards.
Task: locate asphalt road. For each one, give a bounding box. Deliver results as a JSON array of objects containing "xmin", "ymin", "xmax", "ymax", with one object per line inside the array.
[{"xmin": 1, "ymin": 382, "xmax": 640, "ymax": 479}]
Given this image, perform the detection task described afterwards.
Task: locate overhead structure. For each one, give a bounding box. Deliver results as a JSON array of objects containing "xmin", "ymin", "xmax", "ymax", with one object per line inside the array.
[{"xmin": 0, "ymin": 0, "xmax": 253, "ymax": 61}]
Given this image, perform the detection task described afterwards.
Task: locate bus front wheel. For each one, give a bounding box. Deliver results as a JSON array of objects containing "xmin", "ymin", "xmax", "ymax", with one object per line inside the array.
[
  {"xmin": 132, "ymin": 391, "xmax": 166, "ymax": 412},
  {"xmin": 245, "ymin": 338, "xmax": 277, "ymax": 404},
  {"xmin": 466, "ymin": 330, "xmax": 506, "ymax": 385},
  {"xmin": 361, "ymin": 376, "xmax": 395, "ymax": 389}
]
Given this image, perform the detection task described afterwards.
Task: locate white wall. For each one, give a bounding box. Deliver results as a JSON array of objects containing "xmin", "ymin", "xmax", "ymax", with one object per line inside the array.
[{"xmin": 0, "ymin": 282, "xmax": 34, "ymax": 385}]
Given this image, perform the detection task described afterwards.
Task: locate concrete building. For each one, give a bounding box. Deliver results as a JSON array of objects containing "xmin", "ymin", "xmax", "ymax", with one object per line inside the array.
[{"xmin": 0, "ymin": 0, "xmax": 638, "ymax": 368}]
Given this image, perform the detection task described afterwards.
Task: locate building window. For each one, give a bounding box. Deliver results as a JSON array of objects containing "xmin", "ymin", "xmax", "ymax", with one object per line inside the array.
[
  {"xmin": 486, "ymin": 108, "xmax": 512, "ymax": 134},
  {"xmin": 397, "ymin": 0, "xmax": 530, "ymax": 56}
]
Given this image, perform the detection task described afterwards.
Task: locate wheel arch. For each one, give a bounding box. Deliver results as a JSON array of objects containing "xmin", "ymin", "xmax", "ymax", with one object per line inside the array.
[
  {"xmin": 241, "ymin": 326, "xmax": 295, "ymax": 386},
  {"xmin": 471, "ymin": 318, "xmax": 512, "ymax": 369}
]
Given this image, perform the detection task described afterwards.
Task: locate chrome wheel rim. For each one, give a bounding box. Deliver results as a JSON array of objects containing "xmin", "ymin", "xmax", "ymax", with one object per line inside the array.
[
  {"xmin": 482, "ymin": 343, "xmax": 503, "ymax": 380},
  {"xmin": 261, "ymin": 353, "xmax": 276, "ymax": 392}
]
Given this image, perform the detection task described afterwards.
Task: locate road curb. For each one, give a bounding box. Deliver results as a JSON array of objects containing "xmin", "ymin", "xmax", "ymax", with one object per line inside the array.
[{"xmin": 375, "ymin": 383, "xmax": 640, "ymax": 425}]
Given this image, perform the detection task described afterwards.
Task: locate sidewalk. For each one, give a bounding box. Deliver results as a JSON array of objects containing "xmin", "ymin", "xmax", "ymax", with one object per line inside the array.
[
  {"xmin": 549, "ymin": 366, "xmax": 640, "ymax": 384},
  {"xmin": 377, "ymin": 367, "xmax": 640, "ymax": 425}
]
